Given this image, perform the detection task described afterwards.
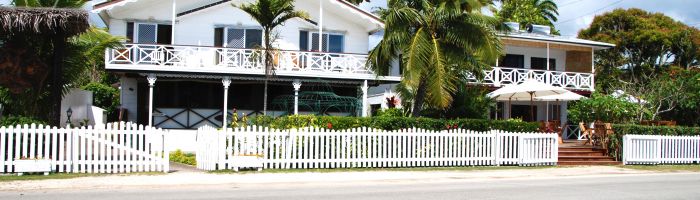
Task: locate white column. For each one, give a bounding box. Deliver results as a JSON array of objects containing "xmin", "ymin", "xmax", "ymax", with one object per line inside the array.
[
  {"xmin": 171, "ymin": 0, "xmax": 177, "ymax": 45},
  {"xmin": 293, "ymin": 79, "xmax": 302, "ymax": 115},
  {"xmin": 591, "ymin": 47, "xmax": 596, "ymax": 92},
  {"xmin": 147, "ymin": 74, "xmax": 157, "ymax": 127},
  {"xmin": 361, "ymin": 80, "xmax": 369, "ymax": 117},
  {"xmin": 546, "ymin": 43, "xmax": 550, "ymax": 70},
  {"xmin": 222, "ymin": 77, "xmax": 231, "ymax": 128},
  {"xmin": 318, "ymin": 0, "xmax": 324, "ymax": 51}
]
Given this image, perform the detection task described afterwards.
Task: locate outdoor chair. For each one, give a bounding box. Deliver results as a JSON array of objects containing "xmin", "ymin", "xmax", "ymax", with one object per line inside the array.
[{"xmin": 579, "ymin": 122, "xmax": 592, "ymax": 145}]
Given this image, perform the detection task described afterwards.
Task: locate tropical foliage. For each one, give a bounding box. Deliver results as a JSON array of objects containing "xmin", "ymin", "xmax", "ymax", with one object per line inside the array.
[
  {"xmin": 495, "ymin": 0, "xmax": 559, "ymax": 34},
  {"xmin": 567, "ymin": 93, "xmax": 638, "ymax": 124},
  {"xmin": 368, "ymin": 0, "xmax": 502, "ymax": 116},
  {"xmin": 577, "ymin": 8, "xmax": 700, "ymax": 125},
  {"xmin": 234, "ymin": 0, "xmax": 308, "ymax": 115}
]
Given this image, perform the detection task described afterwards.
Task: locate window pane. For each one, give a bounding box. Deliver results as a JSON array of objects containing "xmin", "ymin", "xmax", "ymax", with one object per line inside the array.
[
  {"xmin": 245, "ymin": 29, "xmax": 262, "ymax": 48},
  {"xmin": 328, "ymin": 34, "xmax": 343, "ymax": 53},
  {"xmin": 299, "ymin": 31, "xmax": 308, "ymax": 51},
  {"xmin": 226, "ymin": 28, "xmax": 244, "ymax": 48},
  {"xmin": 500, "ymin": 54, "xmax": 524, "ymax": 68},
  {"xmin": 531, "ymin": 57, "xmax": 547, "ymax": 70}
]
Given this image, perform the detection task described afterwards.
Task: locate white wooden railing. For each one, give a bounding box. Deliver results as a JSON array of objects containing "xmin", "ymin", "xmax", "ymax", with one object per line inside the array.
[
  {"xmin": 0, "ymin": 122, "xmax": 169, "ymax": 173},
  {"xmin": 467, "ymin": 67, "xmax": 595, "ymax": 91},
  {"xmin": 195, "ymin": 126, "xmax": 558, "ymax": 170},
  {"xmin": 105, "ymin": 44, "xmax": 392, "ymax": 80},
  {"xmin": 623, "ymin": 135, "xmax": 700, "ymax": 165}
]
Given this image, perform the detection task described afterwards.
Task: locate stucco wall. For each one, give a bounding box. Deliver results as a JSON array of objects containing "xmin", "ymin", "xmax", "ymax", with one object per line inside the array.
[{"xmin": 106, "ymin": 0, "xmax": 372, "ymax": 54}]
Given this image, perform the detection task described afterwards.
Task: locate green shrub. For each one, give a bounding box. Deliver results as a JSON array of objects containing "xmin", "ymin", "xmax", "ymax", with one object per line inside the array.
[
  {"xmin": 250, "ymin": 115, "xmax": 539, "ymax": 132},
  {"xmin": 607, "ymin": 124, "xmax": 700, "ymax": 160},
  {"xmin": 0, "ymin": 116, "xmax": 47, "ymax": 127},
  {"xmin": 81, "ymin": 82, "xmax": 120, "ymax": 121},
  {"xmin": 169, "ymin": 149, "xmax": 196, "ymax": 166}
]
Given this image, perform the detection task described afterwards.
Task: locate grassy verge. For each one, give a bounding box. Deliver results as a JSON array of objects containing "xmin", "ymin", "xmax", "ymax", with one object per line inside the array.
[
  {"xmin": 0, "ymin": 172, "xmax": 165, "ymax": 182},
  {"xmin": 209, "ymin": 165, "xmax": 560, "ymax": 174},
  {"xmin": 619, "ymin": 165, "xmax": 700, "ymax": 172}
]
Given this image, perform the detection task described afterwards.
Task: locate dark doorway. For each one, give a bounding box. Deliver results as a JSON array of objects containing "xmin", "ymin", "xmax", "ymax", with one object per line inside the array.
[
  {"xmin": 511, "ymin": 105, "xmax": 537, "ymax": 122},
  {"xmin": 530, "ymin": 57, "xmax": 555, "ymax": 70}
]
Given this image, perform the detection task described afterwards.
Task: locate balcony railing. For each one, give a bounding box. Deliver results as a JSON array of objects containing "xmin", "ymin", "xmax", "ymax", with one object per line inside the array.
[
  {"xmin": 105, "ymin": 44, "xmax": 399, "ymax": 81},
  {"xmin": 467, "ymin": 67, "xmax": 595, "ymax": 91}
]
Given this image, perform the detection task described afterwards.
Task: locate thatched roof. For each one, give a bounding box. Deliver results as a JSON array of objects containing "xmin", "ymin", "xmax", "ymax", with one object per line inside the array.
[{"xmin": 0, "ymin": 7, "xmax": 89, "ymax": 37}]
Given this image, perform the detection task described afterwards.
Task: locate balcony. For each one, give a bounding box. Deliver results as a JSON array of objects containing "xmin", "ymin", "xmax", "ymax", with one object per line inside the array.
[
  {"xmin": 105, "ymin": 44, "xmax": 400, "ymax": 81},
  {"xmin": 467, "ymin": 67, "xmax": 594, "ymax": 91}
]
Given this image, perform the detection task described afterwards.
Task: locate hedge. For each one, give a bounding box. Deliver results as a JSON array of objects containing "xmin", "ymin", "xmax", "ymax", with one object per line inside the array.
[
  {"xmin": 250, "ymin": 115, "xmax": 539, "ymax": 132},
  {"xmin": 607, "ymin": 124, "xmax": 700, "ymax": 160},
  {"xmin": 0, "ymin": 116, "xmax": 47, "ymax": 127}
]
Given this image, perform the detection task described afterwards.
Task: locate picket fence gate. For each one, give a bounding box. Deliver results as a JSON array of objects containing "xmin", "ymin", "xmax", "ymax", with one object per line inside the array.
[
  {"xmin": 195, "ymin": 126, "xmax": 558, "ymax": 170},
  {"xmin": 623, "ymin": 135, "xmax": 700, "ymax": 165},
  {"xmin": 0, "ymin": 122, "xmax": 169, "ymax": 173}
]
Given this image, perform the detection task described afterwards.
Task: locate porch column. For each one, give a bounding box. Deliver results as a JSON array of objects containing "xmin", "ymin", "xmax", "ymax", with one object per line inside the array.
[
  {"xmin": 147, "ymin": 74, "xmax": 157, "ymax": 127},
  {"xmin": 222, "ymin": 77, "xmax": 231, "ymax": 128},
  {"xmin": 293, "ymin": 79, "xmax": 302, "ymax": 115},
  {"xmin": 591, "ymin": 47, "xmax": 595, "ymax": 92},
  {"xmin": 361, "ymin": 80, "xmax": 368, "ymax": 117},
  {"xmin": 171, "ymin": 0, "xmax": 177, "ymax": 44},
  {"xmin": 318, "ymin": 0, "xmax": 323, "ymax": 51}
]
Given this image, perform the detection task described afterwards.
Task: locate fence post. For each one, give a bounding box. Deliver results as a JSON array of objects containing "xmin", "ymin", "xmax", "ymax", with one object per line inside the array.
[
  {"xmin": 494, "ymin": 130, "xmax": 500, "ymax": 166},
  {"xmin": 163, "ymin": 129, "xmax": 170, "ymax": 173},
  {"xmin": 656, "ymin": 136, "xmax": 662, "ymax": 164}
]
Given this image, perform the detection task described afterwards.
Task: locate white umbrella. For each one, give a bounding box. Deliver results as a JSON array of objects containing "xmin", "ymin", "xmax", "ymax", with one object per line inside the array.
[
  {"xmin": 487, "ymin": 79, "xmax": 569, "ymax": 120},
  {"xmin": 535, "ymin": 91, "xmax": 587, "ymax": 121}
]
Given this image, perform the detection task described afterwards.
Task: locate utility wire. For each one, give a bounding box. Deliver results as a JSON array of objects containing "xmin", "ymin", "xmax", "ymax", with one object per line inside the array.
[
  {"xmin": 556, "ymin": 0, "xmax": 624, "ymax": 24},
  {"xmin": 558, "ymin": 0, "xmax": 586, "ymax": 8}
]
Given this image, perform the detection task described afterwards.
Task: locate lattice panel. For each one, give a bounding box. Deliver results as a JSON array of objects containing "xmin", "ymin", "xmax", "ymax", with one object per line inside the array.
[
  {"xmin": 226, "ymin": 28, "xmax": 245, "ymax": 48},
  {"xmin": 137, "ymin": 24, "xmax": 157, "ymax": 44}
]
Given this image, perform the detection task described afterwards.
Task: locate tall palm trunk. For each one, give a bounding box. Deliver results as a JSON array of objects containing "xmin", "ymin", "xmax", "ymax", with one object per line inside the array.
[
  {"xmin": 262, "ymin": 29, "xmax": 272, "ymax": 115},
  {"xmin": 412, "ymin": 79, "xmax": 428, "ymax": 117}
]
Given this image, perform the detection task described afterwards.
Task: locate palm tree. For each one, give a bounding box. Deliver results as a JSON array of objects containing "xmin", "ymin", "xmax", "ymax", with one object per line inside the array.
[
  {"xmin": 368, "ymin": 0, "xmax": 502, "ymax": 116},
  {"xmin": 496, "ymin": 0, "xmax": 558, "ymax": 30},
  {"xmin": 68, "ymin": 27, "xmax": 125, "ymax": 85},
  {"xmin": 235, "ymin": 0, "xmax": 308, "ymax": 115}
]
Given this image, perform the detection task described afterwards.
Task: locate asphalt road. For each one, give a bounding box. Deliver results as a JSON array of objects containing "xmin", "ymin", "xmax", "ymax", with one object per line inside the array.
[{"xmin": 2, "ymin": 173, "xmax": 700, "ymax": 200}]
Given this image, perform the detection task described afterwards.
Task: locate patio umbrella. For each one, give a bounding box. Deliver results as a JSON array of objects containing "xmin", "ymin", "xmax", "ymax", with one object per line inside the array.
[
  {"xmin": 535, "ymin": 91, "xmax": 586, "ymax": 121},
  {"xmin": 487, "ymin": 79, "xmax": 569, "ymax": 121}
]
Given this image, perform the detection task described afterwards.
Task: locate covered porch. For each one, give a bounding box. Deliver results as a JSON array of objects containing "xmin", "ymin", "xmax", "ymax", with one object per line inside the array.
[{"xmin": 119, "ymin": 73, "xmax": 389, "ymax": 130}]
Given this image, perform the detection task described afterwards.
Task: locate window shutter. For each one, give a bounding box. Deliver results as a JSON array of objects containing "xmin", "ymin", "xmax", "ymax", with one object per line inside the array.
[
  {"xmin": 127, "ymin": 22, "xmax": 134, "ymax": 42},
  {"xmin": 214, "ymin": 27, "xmax": 224, "ymax": 47},
  {"xmin": 299, "ymin": 31, "xmax": 308, "ymax": 51}
]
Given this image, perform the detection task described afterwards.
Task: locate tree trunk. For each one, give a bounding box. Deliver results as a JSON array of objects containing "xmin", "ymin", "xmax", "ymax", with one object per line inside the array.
[
  {"xmin": 49, "ymin": 32, "xmax": 66, "ymax": 126},
  {"xmin": 262, "ymin": 29, "xmax": 272, "ymax": 115},
  {"xmin": 412, "ymin": 79, "xmax": 427, "ymax": 117}
]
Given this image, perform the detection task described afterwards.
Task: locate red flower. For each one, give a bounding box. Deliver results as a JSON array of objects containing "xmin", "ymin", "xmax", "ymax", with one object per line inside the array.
[
  {"xmin": 327, "ymin": 123, "xmax": 333, "ymax": 129},
  {"xmin": 452, "ymin": 124, "xmax": 458, "ymax": 129},
  {"xmin": 446, "ymin": 124, "xmax": 451, "ymax": 129}
]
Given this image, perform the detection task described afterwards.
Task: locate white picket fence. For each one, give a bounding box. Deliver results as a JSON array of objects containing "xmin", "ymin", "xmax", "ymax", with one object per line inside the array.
[
  {"xmin": 623, "ymin": 135, "xmax": 700, "ymax": 165},
  {"xmin": 195, "ymin": 126, "xmax": 558, "ymax": 170},
  {"xmin": 0, "ymin": 122, "xmax": 169, "ymax": 173}
]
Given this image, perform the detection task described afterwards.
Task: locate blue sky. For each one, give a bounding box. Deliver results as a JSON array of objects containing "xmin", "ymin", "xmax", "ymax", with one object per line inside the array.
[
  {"xmin": 1, "ymin": 0, "xmax": 699, "ymax": 37},
  {"xmin": 360, "ymin": 0, "xmax": 700, "ymax": 36}
]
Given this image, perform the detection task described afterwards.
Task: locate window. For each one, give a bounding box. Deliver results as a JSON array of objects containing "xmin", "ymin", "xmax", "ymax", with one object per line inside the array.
[
  {"xmin": 131, "ymin": 23, "xmax": 172, "ymax": 44},
  {"xmin": 531, "ymin": 57, "xmax": 556, "ymax": 70},
  {"xmin": 215, "ymin": 27, "xmax": 262, "ymax": 48},
  {"xmin": 299, "ymin": 30, "xmax": 344, "ymax": 53},
  {"xmin": 499, "ymin": 54, "xmax": 524, "ymax": 68}
]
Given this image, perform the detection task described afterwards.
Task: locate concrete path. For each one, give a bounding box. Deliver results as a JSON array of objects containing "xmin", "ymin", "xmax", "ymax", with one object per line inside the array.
[{"xmin": 0, "ymin": 166, "xmax": 655, "ymax": 191}]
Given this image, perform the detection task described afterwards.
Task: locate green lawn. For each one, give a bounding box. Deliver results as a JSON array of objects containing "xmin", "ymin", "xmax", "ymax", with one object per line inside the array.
[
  {"xmin": 619, "ymin": 165, "xmax": 700, "ymax": 172},
  {"xmin": 209, "ymin": 165, "xmax": 560, "ymax": 174},
  {"xmin": 0, "ymin": 172, "xmax": 165, "ymax": 182}
]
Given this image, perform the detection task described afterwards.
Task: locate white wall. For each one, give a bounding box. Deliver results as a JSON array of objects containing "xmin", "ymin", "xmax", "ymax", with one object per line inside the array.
[
  {"xmin": 106, "ymin": 0, "xmax": 372, "ymax": 54},
  {"xmin": 503, "ymin": 45, "xmax": 567, "ymax": 71},
  {"xmin": 60, "ymin": 89, "xmax": 106, "ymax": 127},
  {"xmin": 120, "ymin": 77, "xmax": 139, "ymax": 123}
]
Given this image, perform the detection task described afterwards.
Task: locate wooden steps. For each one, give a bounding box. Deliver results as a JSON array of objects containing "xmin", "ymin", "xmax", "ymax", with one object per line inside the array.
[{"xmin": 558, "ymin": 141, "xmax": 621, "ymax": 166}]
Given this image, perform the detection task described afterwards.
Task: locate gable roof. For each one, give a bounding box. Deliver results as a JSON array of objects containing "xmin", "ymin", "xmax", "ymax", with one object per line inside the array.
[{"xmin": 93, "ymin": 0, "xmax": 383, "ymax": 27}]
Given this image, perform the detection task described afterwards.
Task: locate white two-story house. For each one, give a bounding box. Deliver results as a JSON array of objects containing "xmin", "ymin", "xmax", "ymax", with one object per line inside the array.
[
  {"xmin": 93, "ymin": 0, "xmax": 400, "ymax": 129},
  {"xmin": 94, "ymin": 0, "xmax": 613, "ymax": 133}
]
